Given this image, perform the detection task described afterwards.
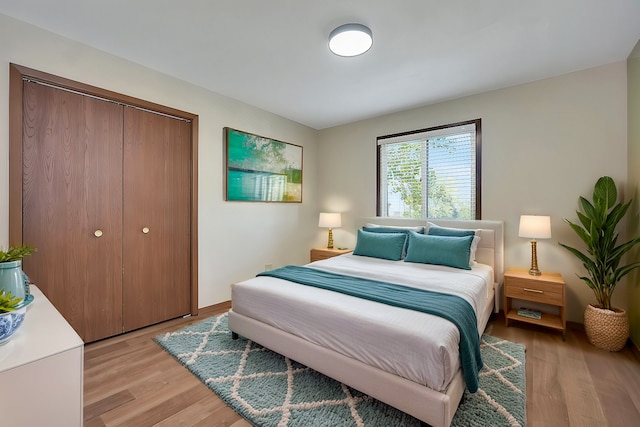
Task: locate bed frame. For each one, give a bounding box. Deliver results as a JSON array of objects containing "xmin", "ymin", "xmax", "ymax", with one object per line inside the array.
[{"xmin": 228, "ymin": 218, "xmax": 504, "ymax": 427}]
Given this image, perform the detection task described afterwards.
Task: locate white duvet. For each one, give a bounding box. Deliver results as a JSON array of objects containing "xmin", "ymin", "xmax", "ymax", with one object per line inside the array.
[{"xmin": 231, "ymin": 253, "xmax": 493, "ymax": 391}]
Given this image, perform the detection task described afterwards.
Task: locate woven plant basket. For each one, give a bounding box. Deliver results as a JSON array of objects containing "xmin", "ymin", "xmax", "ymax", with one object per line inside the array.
[{"xmin": 584, "ymin": 304, "xmax": 629, "ymax": 351}]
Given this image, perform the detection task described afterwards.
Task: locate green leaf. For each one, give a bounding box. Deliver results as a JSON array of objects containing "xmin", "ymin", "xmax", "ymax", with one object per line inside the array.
[
  {"xmin": 0, "ymin": 290, "xmax": 23, "ymax": 313},
  {"xmin": 593, "ymin": 176, "xmax": 617, "ymax": 210},
  {"xmin": 564, "ymin": 219, "xmax": 591, "ymax": 246},
  {"xmin": 576, "ymin": 211, "xmax": 591, "ymax": 231}
]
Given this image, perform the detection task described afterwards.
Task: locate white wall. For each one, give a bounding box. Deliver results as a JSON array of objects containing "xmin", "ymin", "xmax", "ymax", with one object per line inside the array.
[
  {"xmin": 0, "ymin": 14, "xmax": 319, "ymax": 308},
  {"xmin": 317, "ymin": 62, "xmax": 629, "ymax": 323},
  {"xmin": 628, "ymin": 43, "xmax": 640, "ymax": 345}
]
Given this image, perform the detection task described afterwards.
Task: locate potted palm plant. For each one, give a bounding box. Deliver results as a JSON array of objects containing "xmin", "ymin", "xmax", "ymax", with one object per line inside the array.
[{"xmin": 559, "ymin": 176, "xmax": 640, "ymax": 351}]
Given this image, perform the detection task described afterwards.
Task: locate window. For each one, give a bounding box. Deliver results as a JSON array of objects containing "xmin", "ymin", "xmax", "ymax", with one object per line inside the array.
[{"xmin": 377, "ymin": 119, "xmax": 481, "ymax": 220}]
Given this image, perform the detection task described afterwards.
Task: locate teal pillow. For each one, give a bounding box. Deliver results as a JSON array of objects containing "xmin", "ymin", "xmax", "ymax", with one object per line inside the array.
[
  {"xmin": 353, "ymin": 230, "xmax": 406, "ymax": 261},
  {"xmin": 404, "ymin": 232, "xmax": 474, "ymax": 270},
  {"xmin": 427, "ymin": 223, "xmax": 476, "ymax": 238},
  {"xmin": 362, "ymin": 226, "xmax": 425, "ymax": 258}
]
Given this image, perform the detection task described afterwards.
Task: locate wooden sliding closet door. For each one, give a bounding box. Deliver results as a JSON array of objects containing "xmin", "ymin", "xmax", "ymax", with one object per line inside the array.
[
  {"xmin": 21, "ymin": 81, "xmax": 124, "ymax": 342},
  {"xmin": 122, "ymin": 107, "xmax": 191, "ymax": 331}
]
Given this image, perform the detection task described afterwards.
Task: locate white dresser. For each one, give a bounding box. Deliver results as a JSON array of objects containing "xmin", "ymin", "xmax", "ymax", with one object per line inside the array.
[{"xmin": 0, "ymin": 286, "xmax": 84, "ymax": 427}]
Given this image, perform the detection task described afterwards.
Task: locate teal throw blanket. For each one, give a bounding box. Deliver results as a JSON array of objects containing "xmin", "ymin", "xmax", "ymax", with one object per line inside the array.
[{"xmin": 257, "ymin": 265, "xmax": 483, "ymax": 392}]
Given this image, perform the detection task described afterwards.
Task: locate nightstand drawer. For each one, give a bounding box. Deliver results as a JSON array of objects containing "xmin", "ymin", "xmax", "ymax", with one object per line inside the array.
[
  {"xmin": 312, "ymin": 253, "xmax": 337, "ymax": 261},
  {"xmin": 505, "ymin": 279, "xmax": 564, "ymax": 305}
]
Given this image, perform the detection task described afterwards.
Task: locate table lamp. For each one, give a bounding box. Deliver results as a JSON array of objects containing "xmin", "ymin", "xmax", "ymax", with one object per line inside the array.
[
  {"xmin": 318, "ymin": 213, "xmax": 341, "ymax": 249},
  {"xmin": 518, "ymin": 215, "xmax": 551, "ymax": 276}
]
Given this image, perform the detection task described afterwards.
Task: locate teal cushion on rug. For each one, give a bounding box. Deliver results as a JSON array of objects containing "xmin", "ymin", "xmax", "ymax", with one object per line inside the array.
[{"xmin": 155, "ymin": 313, "xmax": 526, "ymax": 427}]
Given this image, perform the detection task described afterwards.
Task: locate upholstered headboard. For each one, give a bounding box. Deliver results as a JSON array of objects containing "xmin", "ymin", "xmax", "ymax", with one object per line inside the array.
[{"xmin": 360, "ymin": 217, "xmax": 504, "ymax": 286}]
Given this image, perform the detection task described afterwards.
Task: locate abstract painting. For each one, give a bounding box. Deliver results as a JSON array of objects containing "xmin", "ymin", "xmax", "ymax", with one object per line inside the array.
[{"xmin": 224, "ymin": 127, "xmax": 303, "ymax": 202}]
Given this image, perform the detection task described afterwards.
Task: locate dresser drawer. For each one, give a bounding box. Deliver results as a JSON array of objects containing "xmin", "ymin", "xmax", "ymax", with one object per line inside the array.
[{"xmin": 505, "ymin": 278, "xmax": 564, "ymax": 305}]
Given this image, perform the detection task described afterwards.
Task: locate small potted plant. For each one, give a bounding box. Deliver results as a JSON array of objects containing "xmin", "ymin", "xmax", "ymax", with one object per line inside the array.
[
  {"xmin": 0, "ymin": 289, "xmax": 27, "ymax": 344},
  {"xmin": 559, "ymin": 176, "xmax": 640, "ymax": 351},
  {"xmin": 0, "ymin": 245, "xmax": 36, "ymax": 301}
]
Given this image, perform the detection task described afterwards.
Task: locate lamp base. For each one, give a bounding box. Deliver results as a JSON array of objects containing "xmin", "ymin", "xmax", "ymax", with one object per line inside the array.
[
  {"xmin": 528, "ymin": 239, "xmax": 541, "ymax": 276},
  {"xmin": 528, "ymin": 267, "xmax": 542, "ymax": 276},
  {"xmin": 327, "ymin": 228, "xmax": 334, "ymax": 249}
]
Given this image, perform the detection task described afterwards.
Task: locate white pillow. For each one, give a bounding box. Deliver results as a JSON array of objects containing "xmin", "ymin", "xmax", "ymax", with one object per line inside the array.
[
  {"xmin": 365, "ymin": 223, "xmax": 424, "ymax": 232},
  {"xmin": 469, "ymin": 235, "xmax": 481, "ymax": 266}
]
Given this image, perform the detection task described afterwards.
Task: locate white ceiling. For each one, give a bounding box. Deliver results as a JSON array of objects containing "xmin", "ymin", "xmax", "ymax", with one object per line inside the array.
[{"xmin": 1, "ymin": 0, "xmax": 639, "ymax": 130}]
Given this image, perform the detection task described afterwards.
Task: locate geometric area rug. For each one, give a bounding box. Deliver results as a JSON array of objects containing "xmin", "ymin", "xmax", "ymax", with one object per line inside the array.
[{"xmin": 155, "ymin": 313, "xmax": 526, "ymax": 427}]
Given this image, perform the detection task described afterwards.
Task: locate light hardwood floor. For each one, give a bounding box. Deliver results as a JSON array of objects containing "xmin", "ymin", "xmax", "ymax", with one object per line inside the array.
[{"xmin": 84, "ymin": 306, "xmax": 640, "ymax": 427}]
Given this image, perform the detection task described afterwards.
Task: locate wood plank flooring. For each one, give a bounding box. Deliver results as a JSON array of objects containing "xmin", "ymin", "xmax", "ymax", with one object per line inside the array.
[{"xmin": 84, "ymin": 307, "xmax": 640, "ymax": 426}]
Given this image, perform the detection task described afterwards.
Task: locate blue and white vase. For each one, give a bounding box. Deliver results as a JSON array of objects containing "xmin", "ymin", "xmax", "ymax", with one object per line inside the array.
[{"xmin": 0, "ymin": 306, "xmax": 27, "ymax": 345}]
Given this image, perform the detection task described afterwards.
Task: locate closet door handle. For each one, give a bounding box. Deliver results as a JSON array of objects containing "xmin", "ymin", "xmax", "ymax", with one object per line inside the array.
[
  {"xmin": 94, "ymin": 230, "xmax": 103, "ymax": 238},
  {"xmin": 142, "ymin": 227, "xmax": 150, "ymax": 234}
]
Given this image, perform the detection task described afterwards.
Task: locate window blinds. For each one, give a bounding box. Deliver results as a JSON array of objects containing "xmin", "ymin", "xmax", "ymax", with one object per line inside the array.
[{"xmin": 377, "ymin": 120, "xmax": 479, "ymax": 219}]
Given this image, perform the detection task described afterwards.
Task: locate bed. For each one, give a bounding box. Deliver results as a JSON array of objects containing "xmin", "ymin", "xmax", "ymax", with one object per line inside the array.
[{"xmin": 228, "ymin": 218, "xmax": 504, "ymax": 427}]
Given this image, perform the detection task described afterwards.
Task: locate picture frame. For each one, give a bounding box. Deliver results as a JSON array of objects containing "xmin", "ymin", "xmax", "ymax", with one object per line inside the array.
[{"xmin": 224, "ymin": 127, "xmax": 303, "ymax": 202}]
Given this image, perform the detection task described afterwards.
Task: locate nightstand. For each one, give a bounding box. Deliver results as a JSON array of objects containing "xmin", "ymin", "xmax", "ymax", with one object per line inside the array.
[
  {"xmin": 504, "ymin": 268, "xmax": 566, "ymax": 339},
  {"xmin": 310, "ymin": 247, "xmax": 352, "ymax": 262}
]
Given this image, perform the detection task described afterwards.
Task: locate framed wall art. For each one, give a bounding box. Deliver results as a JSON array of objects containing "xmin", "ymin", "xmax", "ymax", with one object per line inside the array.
[{"xmin": 224, "ymin": 127, "xmax": 303, "ymax": 202}]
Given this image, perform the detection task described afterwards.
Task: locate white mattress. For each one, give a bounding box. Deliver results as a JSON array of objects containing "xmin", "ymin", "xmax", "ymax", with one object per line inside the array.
[{"xmin": 231, "ymin": 254, "xmax": 494, "ymax": 392}]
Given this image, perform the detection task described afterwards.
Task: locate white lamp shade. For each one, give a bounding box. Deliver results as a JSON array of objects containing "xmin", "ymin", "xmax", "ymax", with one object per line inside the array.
[
  {"xmin": 328, "ymin": 23, "xmax": 373, "ymax": 57},
  {"xmin": 518, "ymin": 215, "xmax": 551, "ymax": 239},
  {"xmin": 318, "ymin": 213, "xmax": 341, "ymax": 228}
]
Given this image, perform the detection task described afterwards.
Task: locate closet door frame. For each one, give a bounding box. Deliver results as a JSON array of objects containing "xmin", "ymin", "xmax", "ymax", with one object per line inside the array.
[{"xmin": 8, "ymin": 63, "xmax": 199, "ymax": 318}]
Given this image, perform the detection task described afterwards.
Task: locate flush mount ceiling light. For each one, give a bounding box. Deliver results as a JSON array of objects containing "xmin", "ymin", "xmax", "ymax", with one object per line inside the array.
[{"xmin": 328, "ymin": 23, "xmax": 373, "ymax": 57}]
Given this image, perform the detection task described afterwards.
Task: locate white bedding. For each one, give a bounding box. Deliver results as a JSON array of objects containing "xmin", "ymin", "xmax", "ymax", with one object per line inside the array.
[{"xmin": 231, "ymin": 253, "xmax": 493, "ymax": 392}]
